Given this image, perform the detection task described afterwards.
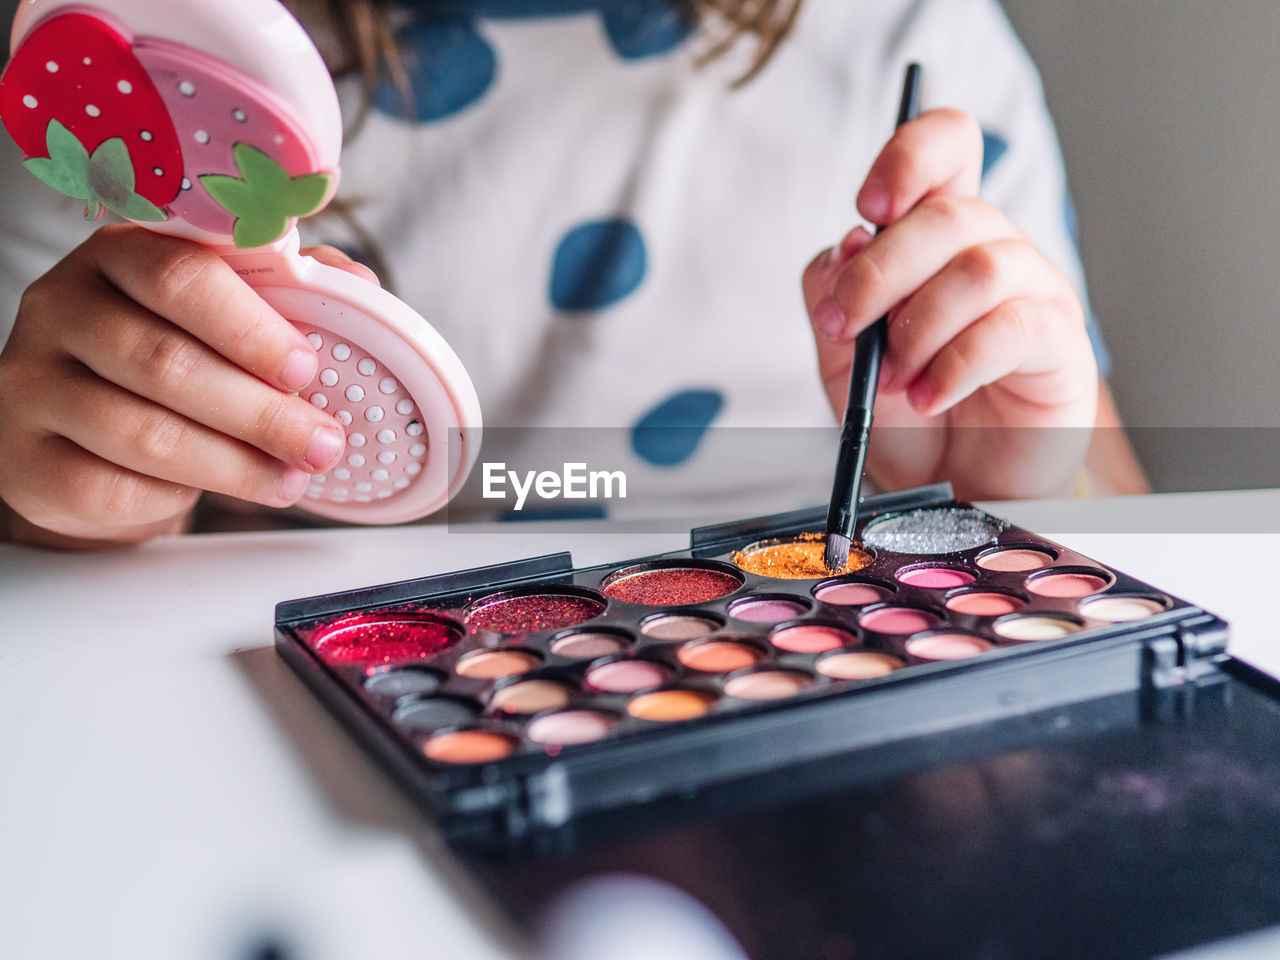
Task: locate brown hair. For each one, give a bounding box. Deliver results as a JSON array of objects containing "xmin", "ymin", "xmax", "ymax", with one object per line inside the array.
[{"xmin": 323, "ymin": 0, "xmax": 806, "ymax": 130}]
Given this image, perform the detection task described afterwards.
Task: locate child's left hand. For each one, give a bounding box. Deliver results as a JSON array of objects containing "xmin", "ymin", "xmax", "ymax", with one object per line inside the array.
[{"xmin": 802, "ymin": 108, "xmax": 1099, "ymax": 500}]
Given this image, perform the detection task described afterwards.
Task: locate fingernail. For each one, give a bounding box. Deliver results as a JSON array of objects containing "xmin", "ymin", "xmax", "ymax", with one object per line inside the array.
[
  {"xmin": 278, "ymin": 467, "xmax": 309, "ymax": 504},
  {"xmin": 305, "ymin": 425, "xmax": 344, "ymax": 470},
  {"xmin": 282, "ymin": 349, "xmax": 318, "ymax": 392},
  {"xmin": 814, "ymin": 297, "xmax": 846, "ymax": 339},
  {"xmin": 908, "ymin": 378, "xmax": 933, "ymax": 412},
  {"xmin": 858, "ymin": 184, "xmax": 890, "ymax": 223},
  {"xmin": 878, "ymin": 358, "xmax": 896, "ymax": 390},
  {"xmin": 838, "ymin": 225, "xmax": 873, "ymax": 263}
]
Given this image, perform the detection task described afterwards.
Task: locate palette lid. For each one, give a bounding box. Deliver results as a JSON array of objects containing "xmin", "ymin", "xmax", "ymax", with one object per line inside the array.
[{"xmin": 0, "ymin": 0, "xmax": 481, "ymax": 522}]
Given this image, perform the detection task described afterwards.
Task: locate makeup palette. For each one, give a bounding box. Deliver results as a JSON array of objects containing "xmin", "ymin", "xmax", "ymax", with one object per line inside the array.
[{"xmin": 275, "ymin": 483, "xmax": 1229, "ymax": 842}]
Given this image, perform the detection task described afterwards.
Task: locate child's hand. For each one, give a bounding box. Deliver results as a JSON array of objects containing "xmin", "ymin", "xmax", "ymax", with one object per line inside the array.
[
  {"xmin": 802, "ymin": 108, "xmax": 1099, "ymax": 500},
  {"xmin": 0, "ymin": 225, "xmax": 365, "ymax": 547}
]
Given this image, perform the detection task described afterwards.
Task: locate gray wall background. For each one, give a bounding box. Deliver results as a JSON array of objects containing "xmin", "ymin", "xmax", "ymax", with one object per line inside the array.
[{"xmin": 1001, "ymin": 1, "xmax": 1280, "ymax": 490}]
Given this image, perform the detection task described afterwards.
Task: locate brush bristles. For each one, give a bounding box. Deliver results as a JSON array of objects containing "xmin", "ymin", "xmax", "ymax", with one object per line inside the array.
[{"xmin": 823, "ymin": 533, "xmax": 851, "ymax": 574}]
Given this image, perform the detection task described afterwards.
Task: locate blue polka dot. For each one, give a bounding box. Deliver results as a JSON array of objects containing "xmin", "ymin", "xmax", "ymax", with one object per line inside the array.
[
  {"xmin": 980, "ymin": 130, "xmax": 1009, "ymax": 180},
  {"xmin": 1063, "ymin": 186, "xmax": 1080, "ymax": 245},
  {"xmin": 374, "ymin": 17, "xmax": 496, "ymax": 123},
  {"xmin": 550, "ymin": 218, "xmax": 647, "ymax": 311},
  {"xmin": 498, "ymin": 503, "xmax": 609, "ymax": 522},
  {"xmin": 602, "ymin": 1, "xmax": 694, "ymax": 59},
  {"xmin": 631, "ymin": 389, "xmax": 724, "ymax": 467}
]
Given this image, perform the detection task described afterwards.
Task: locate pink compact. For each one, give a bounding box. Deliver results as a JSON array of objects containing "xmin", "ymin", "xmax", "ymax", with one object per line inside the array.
[{"xmin": 0, "ymin": 0, "xmax": 481, "ymax": 523}]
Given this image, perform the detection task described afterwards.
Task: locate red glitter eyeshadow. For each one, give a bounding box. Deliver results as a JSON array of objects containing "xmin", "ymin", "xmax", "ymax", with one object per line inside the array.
[
  {"xmin": 603, "ymin": 567, "xmax": 742, "ymax": 606},
  {"xmin": 465, "ymin": 593, "xmax": 605, "ymax": 634},
  {"xmin": 311, "ymin": 613, "xmax": 461, "ymax": 668}
]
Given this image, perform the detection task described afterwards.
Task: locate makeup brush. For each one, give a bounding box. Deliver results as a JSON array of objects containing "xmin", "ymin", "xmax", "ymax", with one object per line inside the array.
[{"xmin": 823, "ymin": 63, "xmax": 922, "ymax": 574}]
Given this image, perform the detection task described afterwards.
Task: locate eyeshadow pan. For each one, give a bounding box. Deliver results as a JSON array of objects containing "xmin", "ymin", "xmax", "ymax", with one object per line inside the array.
[
  {"xmin": 393, "ymin": 696, "xmax": 478, "ymax": 732},
  {"xmin": 859, "ymin": 606, "xmax": 940, "ymax": 634},
  {"xmin": 863, "ymin": 508, "xmax": 1004, "ymax": 554},
  {"xmin": 678, "ymin": 640, "xmax": 763, "ymax": 673},
  {"xmin": 641, "ymin": 615, "xmax": 719, "ymax": 640},
  {"xmin": 906, "ymin": 633, "xmax": 994, "ymax": 660},
  {"xmin": 490, "ymin": 680, "xmax": 575, "ymax": 715},
  {"xmin": 586, "ymin": 659, "xmax": 674, "ymax": 694},
  {"xmin": 816, "ymin": 651, "xmax": 904, "ymax": 679},
  {"xmin": 897, "ymin": 566, "xmax": 976, "ymax": 589},
  {"xmin": 465, "ymin": 593, "xmax": 604, "ymax": 634},
  {"xmin": 725, "ymin": 670, "xmax": 813, "ymax": 701},
  {"xmin": 550, "ymin": 631, "xmax": 628, "ymax": 659},
  {"xmin": 363, "ymin": 668, "xmax": 441, "ymax": 699},
  {"xmin": 945, "ymin": 592, "xmax": 1024, "ymax": 616},
  {"xmin": 628, "ymin": 689, "xmax": 717, "ymax": 722},
  {"xmin": 814, "ymin": 581, "xmax": 892, "ymax": 606},
  {"xmin": 311, "ymin": 613, "xmax": 461, "ymax": 668},
  {"xmin": 733, "ymin": 534, "xmax": 871, "ymax": 579},
  {"xmin": 977, "ymin": 548, "xmax": 1055, "ymax": 572},
  {"xmin": 603, "ymin": 566, "xmax": 741, "ymax": 605},
  {"xmin": 729, "ymin": 598, "xmax": 808, "ymax": 623},
  {"xmin": 1028, "ymin": 572, "xmax": 1112, "ymax": 599},
  {"xmin": 770, "ymin": 624, "xmax": 852, "ymax": 654},
  {"xmin": 424, "ymin": 730, "xmax": 518, "ymax": 764},
  {"xmin": 455, "ymin": 648, "xmax": 540, "ymax": 679},
  {"xmin": 995, "ymin": 616, "xmax": 1082, "ymax": 641},
  {"xmin": 526, "ymin": 710, "xmax": 619, "ymax": 746},
  {"xmin": 1079, "ymin": 595, "xmax": 1167, "ymax": 622}
]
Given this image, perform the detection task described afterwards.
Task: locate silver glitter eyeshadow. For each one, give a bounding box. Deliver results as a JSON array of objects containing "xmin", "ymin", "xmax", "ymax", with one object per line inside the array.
[{"xmin": 863, "ymin": 507, "xmax": 1005, "ymax": 555}]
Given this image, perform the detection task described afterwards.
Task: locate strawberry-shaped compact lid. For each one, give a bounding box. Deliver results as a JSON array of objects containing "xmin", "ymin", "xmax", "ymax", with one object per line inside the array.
[
  {"xmin": 1, "ymin": 0, "xmax": 482, "ymax": 524},
  {"xmin": 2, "ymin": 0, "xmax": 341, "ymax": 247}
]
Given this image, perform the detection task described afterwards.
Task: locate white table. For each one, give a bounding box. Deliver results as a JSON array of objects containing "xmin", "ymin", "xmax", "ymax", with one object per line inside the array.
[{"xmin": 3, "ymin": 490, "xmax": 1279, "ymax": 960}]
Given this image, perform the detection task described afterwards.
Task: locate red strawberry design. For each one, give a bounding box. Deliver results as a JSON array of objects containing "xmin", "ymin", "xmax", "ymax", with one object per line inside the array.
[{"xmin": 0, "ymin": 11, "xmax": 183, "ymax": 216}]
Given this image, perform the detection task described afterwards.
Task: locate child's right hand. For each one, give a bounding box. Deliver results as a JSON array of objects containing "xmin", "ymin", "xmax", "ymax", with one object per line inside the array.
[{"xmin": 0, "ymin": 224, "xmax": 359, "ymax": 547}]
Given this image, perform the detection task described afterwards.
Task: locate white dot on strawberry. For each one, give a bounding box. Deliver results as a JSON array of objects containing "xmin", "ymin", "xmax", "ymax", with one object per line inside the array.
[
  {"xmin": 85, "ymin": 104, "xmax": 100, "ymax": 117},
  {"xmin": 232, "ymin": 108, "xmax": 247, "ymax": 122},
  {"xmin": 140, "ymin": 130, "xmax": 153, "ymax": 141},
  {"xmin": 82, "ymin": 57, "xmax": 91, "ymax": 65},
  {"xmin": 117, "ymin": 80, "xmax": 132, "ymax": 94},
  {"xmin": 194, "ymin": 130, "xmax": 210, "ymax": 144},
  {"xmin": 45, "ymin": 60, "xmax": 58, "ymax": 72},
  {"xmin": 22, "ymin": 95, "xmax": 37, "ymax": 109},
  {"xmin": 178, "ymin": 81, "xmax": 195, "ymax": 96},
  {"xmin": 153, "ymin": 167, "xmax": 163, "ymax": 176},
  {"xmin": 181, "ymin": 178, "xmax": 191, "ymax": 190}
]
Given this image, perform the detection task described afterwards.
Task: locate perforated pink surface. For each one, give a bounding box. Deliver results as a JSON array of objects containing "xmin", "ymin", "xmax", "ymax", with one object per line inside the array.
[{"xmin": 291, "ymin": 323, "xmax": 429, "ymax": 506}]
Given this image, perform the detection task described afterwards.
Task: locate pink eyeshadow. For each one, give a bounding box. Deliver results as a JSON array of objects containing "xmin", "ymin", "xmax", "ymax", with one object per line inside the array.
[
  {"xmin": 977, "ymin": 549, "xmax": 1054, "ymax": 572},
  {"xmin": 859, "ymin": 607, "xmax": 940, "ymax": 634},
  {"xmin": 906, "ymin": 633, "xmax": 994, "ymax": 660},
  {"xmin": 586, "ymin": 659, "xmax": 674, "ymax": 693},
  {"xmin": 770, "ymin": 625, "xmax": 852, "ymax": 654},
  {"xmin": 730, "ymin": 598, "xmax": 807, "ymax": 623},
  {"xmin": 1028, "ymin": 573, "xmax": 1110, "ymax": 599},
  {"xmin": 897, "ymin": 567, "xmax": 975, "ymax": 589},
  {"xmin": 946, "ymin": 592, "xmax": 1024, "ymax": 616},
  {"xmin": 815, "ymin": 582, "xmax": 892, "ymax": 606}
]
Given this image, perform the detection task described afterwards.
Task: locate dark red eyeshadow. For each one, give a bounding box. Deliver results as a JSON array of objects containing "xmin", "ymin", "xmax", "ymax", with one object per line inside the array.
[
  {"xmin": 465, "ymin": 593, "xmax": 604, "ymax": 634},
  {"xmin": 603, "ymin": 567, "xmax": 741, "ymax": 606},
  {"xmin": 310, "ymin": 613, "xmax": 461, "ymax": 668}
]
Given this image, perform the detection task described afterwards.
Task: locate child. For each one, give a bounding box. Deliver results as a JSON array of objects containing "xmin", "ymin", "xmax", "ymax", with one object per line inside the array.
[{"xmin": 0, "ymin": 0, "xmax": 1148, "ymax": 548}]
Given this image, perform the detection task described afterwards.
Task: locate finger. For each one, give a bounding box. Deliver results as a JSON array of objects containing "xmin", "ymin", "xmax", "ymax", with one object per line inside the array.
[
  {"xmin": 857, "ymin": 108, "xmax": 984, "ymax": 225},
  {"xmin": 907, "ymin": 298, "xmax": 1093, "ymax": 417},
  {"xmin": 19, "ymin": 433, "xmax": 201, "ymax": 535},
  {"xmin": 61, "ymin": 300, "xmax": 346, "ymax": 473},
  {"xmin": 300, "ymin": 245, "xmax": 381, "ymax": 287},
  {"xmin": 884, "ymin": 239, "xmax": 1074, "ymax": 390},
  {"xmin": 803, "ymin": 226, "xmax": 874, "ymax": 338},
  {"xmin": 85, "ymin": 225, "xmax": 320, "ymax": 392},
  {"xmin": 823, "ymin": 195, "xmax": 1019, "ymax": 343},
  {"xmin": 47, "ymin": 370, "xmax": 313, "ymax": 507}
]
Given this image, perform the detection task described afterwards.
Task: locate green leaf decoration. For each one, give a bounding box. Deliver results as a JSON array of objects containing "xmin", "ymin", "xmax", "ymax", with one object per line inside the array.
[
  {"xmin": 21, "ymin": 120, "xmax": 166, "ymax": 223},
  {"xmin": 200, "ymin": 143, "xmax": 333, "ymax": 249}
]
